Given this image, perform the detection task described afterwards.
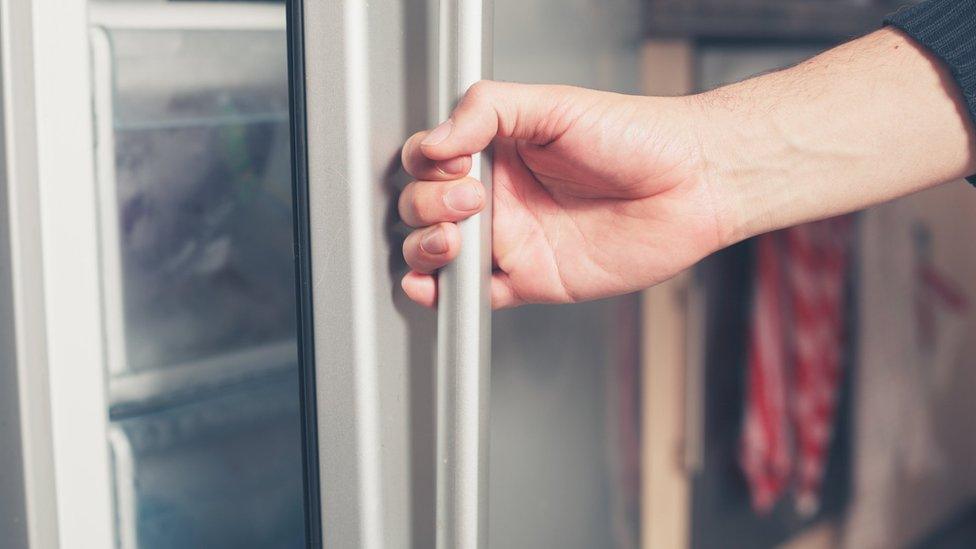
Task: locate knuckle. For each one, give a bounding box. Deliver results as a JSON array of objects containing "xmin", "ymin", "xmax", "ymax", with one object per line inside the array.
[
  {"xmin": 404, "ymin": 247, "xmax": 435, "ymax": 273},
  {"xmin": 465, "ymin": 80, "xmax": 493, "ymax": 104}
]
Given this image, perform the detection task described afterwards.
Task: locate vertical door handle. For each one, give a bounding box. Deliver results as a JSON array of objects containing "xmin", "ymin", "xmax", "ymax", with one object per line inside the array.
[{"xmin": 435, "ymin": 0, "xmax": 492, "ymax": 548}]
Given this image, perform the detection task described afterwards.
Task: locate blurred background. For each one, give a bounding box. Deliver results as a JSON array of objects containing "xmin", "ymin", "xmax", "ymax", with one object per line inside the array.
[{"xmin": 26, "ymin": 0, "xmax": 976, "ymax": 548}]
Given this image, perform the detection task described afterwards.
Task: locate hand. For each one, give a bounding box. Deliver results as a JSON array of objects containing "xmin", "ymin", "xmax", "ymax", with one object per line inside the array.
[
  {"xmin": 399, "ymin": 81, "xmax": 728, "ymax": 309},
  {"xmin": 399, "ymin": 29, "xmax": 976, "ymax": 310}
]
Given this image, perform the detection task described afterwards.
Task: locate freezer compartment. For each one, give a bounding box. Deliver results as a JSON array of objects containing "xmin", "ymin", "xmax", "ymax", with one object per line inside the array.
[
  {"xmin": 91, "ymin": 7, "xmax": 295, "ymax": 375},
  {"xmin": 88, "ymin": 5, "xmax": 306, "ymax": 548},
  {"xmin": 109, "ymin": 367, "xmax": 305, "ymax": 549}
]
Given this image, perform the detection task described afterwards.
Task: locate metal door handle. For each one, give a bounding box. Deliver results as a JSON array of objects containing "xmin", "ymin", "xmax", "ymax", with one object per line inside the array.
[{"xmin": 435, "ymin": 0, "xmax": 492, "ymax": 548}]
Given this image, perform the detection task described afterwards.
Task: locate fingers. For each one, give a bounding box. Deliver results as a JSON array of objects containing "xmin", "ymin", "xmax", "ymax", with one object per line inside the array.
[
  {"xmin": 400, "ymin": 80, "xmax": 576, "ymax": 310},
  {"xmin": 418, "ymin": 81, "xmax": 578, "ymax": 161},
  {"xmin": 401, "ymin": 270, "xmax": 525, "ymax": 310},
  {"xmin": 402, "ymin": 222, "xmax": 461, "ymax": 274},
  {"xmin": 402, "ymin": 81, "xmax": 581, "ymax": 175},
  {"xmin": 398, "ymin": 177, "xmax": 485, "ymax": 228},
  {"xmin": 401, "ymin": 131, "xmax": 472, "ymax": 180},
  {"xmin": 489, "ymin": 271, "xmax": 524, "ymax": 310},
  {"xmin": 401, "ymin": 271, "xmax": 437, "ymax": 308}
]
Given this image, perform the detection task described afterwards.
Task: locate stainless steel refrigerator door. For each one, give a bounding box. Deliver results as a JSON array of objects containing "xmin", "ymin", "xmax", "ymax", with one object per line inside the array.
[{"xmin": 293, "ymin": 0, "xmax": 441, "ymax": 546}]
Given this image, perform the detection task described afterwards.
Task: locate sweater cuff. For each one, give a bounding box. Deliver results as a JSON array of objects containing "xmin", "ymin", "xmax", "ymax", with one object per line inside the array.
[{"xmin": 885, "ymin": 0, "xmax": 976, "ymax": 185}]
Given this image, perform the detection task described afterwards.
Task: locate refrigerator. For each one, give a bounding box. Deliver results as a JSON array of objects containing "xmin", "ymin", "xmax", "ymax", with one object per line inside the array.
[{"xmin": 0, "ymin": 0, "xmax": 642, "ymax": 547}]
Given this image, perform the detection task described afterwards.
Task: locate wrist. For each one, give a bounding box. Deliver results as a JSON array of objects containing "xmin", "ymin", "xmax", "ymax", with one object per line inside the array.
[
  {"xmin": 686, "ymin": 89, "xmax": 779, "ymax": 248},
  {"xmin": 692, "ymin": 28, "xmax": 976, "ymax": 248}
]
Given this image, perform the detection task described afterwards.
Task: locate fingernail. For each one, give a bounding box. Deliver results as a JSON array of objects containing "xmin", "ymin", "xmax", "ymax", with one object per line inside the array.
[
  {"xmin": 421, "ymin": 227, "xmax": 448, "ymax": 254},
  {"xmin": 437, "ymin": 157, "xmax": 466, "ymax": 174},
  {"xmin": 444, "ymin": 183, "xmax": 482, "ymax": 212},
  {"xmin": 422, "ymin": 119, "xmax": 453, "ymax": 146}
]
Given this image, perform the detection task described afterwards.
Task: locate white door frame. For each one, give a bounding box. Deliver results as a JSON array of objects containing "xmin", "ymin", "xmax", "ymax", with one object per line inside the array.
[{"xmin": 0, "ymin": 0, "xmax": 114, "ymax": 547}]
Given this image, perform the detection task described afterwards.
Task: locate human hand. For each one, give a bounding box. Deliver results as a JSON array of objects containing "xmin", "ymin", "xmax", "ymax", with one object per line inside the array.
[
  {"xmin": 400, "ymin": 29, "xmax": 976, "ymax": 310},
  {"xmin": 398, "ymin": 81, "xmax": 728, "ymax": 308}
]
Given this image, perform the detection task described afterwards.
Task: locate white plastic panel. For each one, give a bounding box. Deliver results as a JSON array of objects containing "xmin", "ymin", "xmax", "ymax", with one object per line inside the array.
[{"xmin": 0, "ymin": 0, "xmax": 116, "ymax": 546}]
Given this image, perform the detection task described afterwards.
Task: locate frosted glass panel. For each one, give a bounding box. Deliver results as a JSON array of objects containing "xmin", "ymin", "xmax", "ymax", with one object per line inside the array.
[
  {"xmin": 102, "ymin": 28, "xmax": 294, "ymax": 372},
  {"xmin": 89, "ymin": 5, "xmax": 305, "ymax": 548}
]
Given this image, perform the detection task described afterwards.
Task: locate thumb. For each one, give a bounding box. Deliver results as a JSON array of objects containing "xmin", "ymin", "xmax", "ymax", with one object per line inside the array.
[{"xmin": 419, "ymin": 80, "xmax": 574, "ymax": 160}]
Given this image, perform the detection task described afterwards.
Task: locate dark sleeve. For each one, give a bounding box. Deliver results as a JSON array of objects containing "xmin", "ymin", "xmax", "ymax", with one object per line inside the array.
[{"xmin": 885, "ymin": 0, "xmax": 976, "ymax": 184}]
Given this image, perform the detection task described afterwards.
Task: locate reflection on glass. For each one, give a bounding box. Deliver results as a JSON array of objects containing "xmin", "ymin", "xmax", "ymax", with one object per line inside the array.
[
  {"xmin": 89, "ymin": 4, "xmax": 304, "ymax": 548},
  {"xmin": 108, "ymin": 29, "xmax": 294, "ymax": 371}
]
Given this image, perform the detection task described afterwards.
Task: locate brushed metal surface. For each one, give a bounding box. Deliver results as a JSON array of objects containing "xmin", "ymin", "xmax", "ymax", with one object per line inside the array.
[
  {"xmin": 301, "ymin": 0, "xmax": 438, "ymax": 546},
  {"xmin": 435, "ymin": 1, "xmax": 493, "ymax": 548}
]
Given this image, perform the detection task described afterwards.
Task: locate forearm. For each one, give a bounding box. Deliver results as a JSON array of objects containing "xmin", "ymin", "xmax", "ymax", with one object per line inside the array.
[{"xmin": 698, "ymin": 28, "xmax": 976, "ymax": 246}]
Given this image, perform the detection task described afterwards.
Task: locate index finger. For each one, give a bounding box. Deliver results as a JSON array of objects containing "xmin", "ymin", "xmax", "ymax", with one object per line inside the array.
[{"xmin": 401, "ymin": 130, "xmax": 472, "ymax": 181}]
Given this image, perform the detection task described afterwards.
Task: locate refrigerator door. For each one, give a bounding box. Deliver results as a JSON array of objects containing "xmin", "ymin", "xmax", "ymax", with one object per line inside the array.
[
  {"xmin": 292, "ymin": 0, "xmax": 439, "ymax": 546},
  {"xmin": 295, "ymin": 1, "xmax": 640, "ymax": 547},
  {"xmin": 2, "ymin": 0, "xmax": 642, "ymax": 546}
]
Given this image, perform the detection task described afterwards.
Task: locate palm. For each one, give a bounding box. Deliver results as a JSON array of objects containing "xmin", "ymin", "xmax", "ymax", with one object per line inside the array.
[
  {"xmin": 489, "ymin": 105, "xmax": 722, "ymax": 303},
  {"xmin": 399, "ymin": 83, "xmax": 727, "ymax": 308}
]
